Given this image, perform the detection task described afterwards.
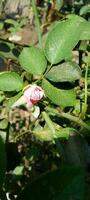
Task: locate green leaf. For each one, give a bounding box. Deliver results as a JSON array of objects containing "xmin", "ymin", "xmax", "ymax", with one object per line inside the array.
[
  {"xmin": 13, "ymin": 166, "xmax": 24, "ymax": 176},
  {"xmin": 45, "ymin": 15, "xmax": 85, "ymax": 64},
  {"xmin": 79, "ymin": 4, "xmax": 90, "ymax": 16},
  {"xmin": 33, "ymin": 127, "xmax": 74, "ymax": 141},
  {"xmin": 17, "ymin": 167, "xmax": 85, "ymax": 200},
  {"xmin": 4, "ymin": 92, "xmax": 22, "ymax": 111},
  {"xmin": 55, "ymin": 0, "xmax": 63, "ymax": 10},
  {"xmin": 0, "ymin": 72, "xmax": 23, "ymax": 91},
  {"xmin": 19, "ymin": 47, "xmax": 47, "ymax": 75},
  {"xmin": 0, "ymin": 119, "xmax": 8, "ymax": 129},
  {"xmin": 83, "ymin": 55, "xmax": 90, "ymax": 65},
  {"xmin": 56, "ymin": 127, "xmax": 74, "ymax": 140},
  {"xmin": 0, "ymin": 131, "xmax": 6, "ymax": 142},
  {"xmin": 5, "ymin": 19, "xmax": 18, "ymax": 26},
  {"xmin": 0, "ymin": 94, "xmax": 5, "ymax": 103},
  {"xmin": 33, "ymin": 127, "xmax": 55, "ymax": 141},
  {"xmin": 46, "ymin": 62, "xmax": 81, "ymax": 82},
  {"xmin": 0, "ymin": 135, "xmax": 6, "ymax": 188},
  {"xmin": 79, "ymin": 41, "xmax": 87, "ymax": 51},
  {"xmin": 0, "ymin": 22, "xmax": 4, "ymax": 30},
  {"xmin": 42, "ymin": 79, "xmax": 76, "ymax": 108},
  {"xmin": 80, "ymin": 21, "xmax": 90, "ymax": 40},
  {"xmin": 19, "ymin": 18, "xmax": 28, "ymax": 27}
]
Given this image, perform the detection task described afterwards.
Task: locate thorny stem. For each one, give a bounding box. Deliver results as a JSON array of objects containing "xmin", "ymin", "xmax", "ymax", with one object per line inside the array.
[
  {"xmin": 15, "ymin": 130, "xmax": 30, "ymax": 142},
  {"xmin": 15, "ymin": 122, "xmax": 36, "ymax": 142},
  {"xmin": 42, "ymin": 111, "xmax": 55, "ymax": 134},
  {"xmin": 60, "ymin": 112, "xmax": 90, "ymax": 131},
  {"xmin": 32, "ymin": 0, "xmax": 42, "ymax": 48},
  {"xmin": 42, "ymin": 111, "xmax": 65, "ymax": 158},
  {"xmin": 45, "ymin": 106, "xmax": 90, "ymax": 131}
]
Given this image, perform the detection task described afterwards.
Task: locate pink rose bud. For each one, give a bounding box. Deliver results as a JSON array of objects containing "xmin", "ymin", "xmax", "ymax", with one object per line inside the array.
[{"xmin": 23, "ymin": 85, "xmax": 44, "ymax": 108}]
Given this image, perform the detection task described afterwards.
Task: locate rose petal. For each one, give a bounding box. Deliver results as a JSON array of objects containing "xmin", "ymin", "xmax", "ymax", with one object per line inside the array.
[{"xmin": 23, "ymin": 85, "xmax": 44, "ymax": 105}]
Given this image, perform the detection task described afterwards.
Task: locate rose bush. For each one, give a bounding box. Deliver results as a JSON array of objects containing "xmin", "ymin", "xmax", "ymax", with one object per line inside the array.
[{"xmin": 0, "ymin": 1, "xmax": 90, "ymax": 199}]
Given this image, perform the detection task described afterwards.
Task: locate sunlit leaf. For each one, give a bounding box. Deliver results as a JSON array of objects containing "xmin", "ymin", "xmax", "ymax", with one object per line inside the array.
[
  {"xmin": 45, "ymin": 15, "xmax": 85, "ymax": 64},
  {"xmin": 0, "ymin": 72, "xmax": 23, "ymax": 91},
  {"xmin": 79, "ymin": 4, "xmax": 90, "ymax": 16},
  {"xmin": 0, "ymin": 131, "xmax": 6, "ymax": 142},
  {"xmin": 19, "ymin": 47, "xmax": 47, "ymax": 75},
  {"xmin": 13, "ymin": 166, "xmax": 24, "ymax": 176},
  {"xmin": 80, "ymin": 21, "xmax": 90, "ymax": 40},
  {"xmin": 46, "ymin": 62, "xmax": 81, "ymax": 82},
  {"xmin": 33, "ymin": 127, "xmax": 74, "ymax": 141},
  {"xmin": 0, "ymin": 119, "xmax": 8, "ymax": 129}
]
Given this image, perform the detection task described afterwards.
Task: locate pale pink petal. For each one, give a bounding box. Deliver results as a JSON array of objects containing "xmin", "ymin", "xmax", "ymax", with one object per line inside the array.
[{"xmin": 23, "ymin": 85, "xmax": 44, "ymax": 106}]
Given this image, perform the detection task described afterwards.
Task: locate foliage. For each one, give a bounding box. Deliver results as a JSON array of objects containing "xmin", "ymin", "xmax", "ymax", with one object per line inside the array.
[{"xmin": 0, "ymin": 0, "xmax": 90, "ymax": 199}]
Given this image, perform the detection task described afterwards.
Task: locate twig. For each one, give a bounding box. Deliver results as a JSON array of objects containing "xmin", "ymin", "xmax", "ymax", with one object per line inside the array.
[
  {"xmin": 32, "ymin": 0, "xmax": 42, "ymax": 48},
  {"xmin": 42, "ymin": 111, "xmax": 55, "ymax": 134},
  {"xmin": 45, "ymin": 107, "xmax": 90, "ymax": 131}
]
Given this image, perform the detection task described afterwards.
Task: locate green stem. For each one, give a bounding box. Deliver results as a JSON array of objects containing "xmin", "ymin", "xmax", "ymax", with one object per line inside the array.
[
  {"xmin": 81, "ymin": 62, "xmax": 88, "ymax": 118},
  {"xmin": 32, "ymin": 0, "xmax": 42, "ymax": 48},
  {"xmin": 43, "ymin": 64, "xmax": 52, "ymax": 77},
  {"xmin": 60, "ymin": 112, "xmax": 90, "ymax": 131},
  {"xmin": 42, "ymin": 111, "xmax": 55, "ymax": 134},
  {"xmin": 85, "ymin": 64, "xmax": 88, "ymax": 106},
  {"xmin": 85, "ymin": 65, "xmax": 88, "ymax": 105},
  {"xmin": 15, "ymin": 130, "xmax": 30, "ymax": 142},
  {"xmin": 45, "ymin": 107, "xmax": 90, "ymax": 131}
]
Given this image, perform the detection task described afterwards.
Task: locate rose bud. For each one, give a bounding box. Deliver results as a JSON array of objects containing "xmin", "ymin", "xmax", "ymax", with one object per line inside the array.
[
  {"xmin": 11, "ymin": 85, "xmax": 44, "ymax": 109},
  {"xmin": 23, "ymin": 85, "xmax": 44, "ymax": 108}
]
